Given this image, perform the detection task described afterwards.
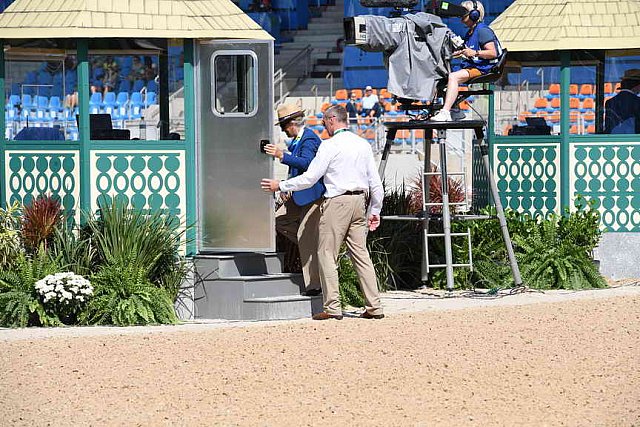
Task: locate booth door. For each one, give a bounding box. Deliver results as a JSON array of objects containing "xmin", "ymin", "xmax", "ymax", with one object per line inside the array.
[{"xmin": 198, "ymin": 40, "xmax": 274, "ymax": 252}]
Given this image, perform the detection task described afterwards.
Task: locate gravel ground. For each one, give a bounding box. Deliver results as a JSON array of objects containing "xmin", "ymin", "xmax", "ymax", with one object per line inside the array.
[{"xmin": 1, "ymin": 285, "xmax": 639, "ymax": 426}]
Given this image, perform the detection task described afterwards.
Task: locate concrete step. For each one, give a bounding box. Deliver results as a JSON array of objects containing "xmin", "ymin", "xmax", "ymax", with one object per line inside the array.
[
  {"xmin": 290, "ymin": 34, "xmax": 340, "ymax": 44},
  {"xmin": 214, "ymin": 273, "xmax": 305, "ymax": 299},
  {"xmin": 244, "ymin": 295, "xmax": 323, "ymax": 321},
  {"xmin": 316, "ymin": 58, "xmax": 341, "ymax": 66},
  {"xmin": 313, "ymin": 64, "xmax": 341, "ymax": 74},
  {"xmin": 194, "ymin": 252, "xmax": 284, "ymax": 279},
  {"xmin": 311, "ymin": 70, "xmax": 341, "ymax": 78}
]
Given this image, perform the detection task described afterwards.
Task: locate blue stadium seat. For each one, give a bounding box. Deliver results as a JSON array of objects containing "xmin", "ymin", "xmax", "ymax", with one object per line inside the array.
[
  {"xmin": 146, "ymin": 91, "xmax": 157, "ymax": 105},
  {"xmin": 35, "ymin": 96, "xmax": 50, "ymax": 122},
  {"xmin": 115, "ymin": 92, "xmax": 129, "ymax": 119},
  {"xmin": 129, "ymin": 92, "xmax": 143, "ymax": 118},
  {"xmin": 132, "ymin": 79, "xmax": 145, "ymax": 93},
  {"xmin": 103, "ymin": 91, "xmax": 117, "ymax": 115},
  {"xmin": 146, "ymin": 79, "xmax": 158, "ymax": 93},
  {"xmin": 89, "ymin": 92, "xmax": 102, "ymax": 114},
  {"xmin": 49, "ymin": 96, "xmax": 64, "ymax": 120},
  {"xmin": 118, "ymin": 79, "xmax": 131, "ymax": 93}
]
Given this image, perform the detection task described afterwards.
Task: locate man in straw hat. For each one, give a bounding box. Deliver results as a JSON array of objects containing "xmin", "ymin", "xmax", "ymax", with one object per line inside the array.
[
  {"xmin": 261, "ymin": 105, "xmax": 384, "ymax": 320},
  {"xmin": 605, "ymin": 69, "xmax": 640, "ymax": 134},
  {"xmin": 263, "ymin": 103, "xmax": 325, "ymax": 296}
]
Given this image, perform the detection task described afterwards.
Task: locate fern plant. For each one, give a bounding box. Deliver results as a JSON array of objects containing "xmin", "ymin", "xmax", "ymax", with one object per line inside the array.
[
  {"xmin": 514, "ymin": 216, "xmax": 606, "ymax": 290},
  {"xmin": 0, "ymin": 250, "xmax": 61, "ymax": 327},
  {"xmin": 81, "ymin": 260, "xmax": 178, "ymax": 326},
  {"xmin": 0, "ymin": 201, "xmax": 23, "ymax": 269}
]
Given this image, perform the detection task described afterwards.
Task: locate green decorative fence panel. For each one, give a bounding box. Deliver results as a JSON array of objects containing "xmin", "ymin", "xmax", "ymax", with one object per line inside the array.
[
  {"xmin": 493, "ymin": 143, "xmax": 561, "ymax": 217},
  {"xmin": 4, "ymin": 149, "xmax": 81, "ymax": 224},
  {"xmin": 90, "ymin": 150, "xmax": 187, "ymax": 225},
  {"xmin": 570, "ymin": 141, "xmax": 640, "ymax": 232}
]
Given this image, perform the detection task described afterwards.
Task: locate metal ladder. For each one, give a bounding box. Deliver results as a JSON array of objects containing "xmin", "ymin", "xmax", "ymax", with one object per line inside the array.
[{"xmin": 379, "ymin": 119, "xmax": 523, "ymax": 291}]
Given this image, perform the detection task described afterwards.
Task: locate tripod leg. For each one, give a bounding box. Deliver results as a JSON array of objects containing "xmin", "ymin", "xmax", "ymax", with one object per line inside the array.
[
  {"xmin": 422, "ymin": 135, "xmax": 432, "ymax": 282},
  {"xmin": 439, "ymin": 132, "xmax": 455, "ymax": 291},
  {"xmin": 479, "ymin": 141, "xmax": 523, "ymax": 286},
  {"xmin": 377, "ymin": 128, "xmax": 397, "ymax": 179}
]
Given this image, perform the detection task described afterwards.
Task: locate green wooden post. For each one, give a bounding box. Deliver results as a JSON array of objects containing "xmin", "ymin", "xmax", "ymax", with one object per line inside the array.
[
  {"xmin": 0, "ymin": 39, "xmax": 5, "ymax": 208},
  {"xmin": 560, "ymin": 51, "xmax": 570, "ymax": 212},
  {"xmin": 77, "ymin": 39, "xmax": 91, "ymax": 215},
  {"xmin": 487, "ymin": 83, "xmax": 495, "ymax": 204},
  {"xmin": 183, "ymin": 39, "xmax": 197, "ymax": 256},
  {"xmin": 0, "ymin": 39, "xmax": 5, "ymax": 145},
  {"xmin": 159, "ymin": 40, "xmax": 170, "ymax": 140}
]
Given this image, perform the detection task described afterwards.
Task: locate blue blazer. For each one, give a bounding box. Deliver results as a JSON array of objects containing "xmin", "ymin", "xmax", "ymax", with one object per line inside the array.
[
  {"xmin": 282, "ymin": 127, "xmax": 325, "ymax": 206},
  {"xmin": 605, "ymin": 90, "xmax": 640, "ymax": 134}
]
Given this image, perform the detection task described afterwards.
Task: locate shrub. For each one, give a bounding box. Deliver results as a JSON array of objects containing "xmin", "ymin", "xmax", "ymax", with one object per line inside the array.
[
  {"xmin": 82, "ymin": 261, "xmax": 178, "ymax": 326},
  {"xmin": 86, "ymin": 198, "xmax": 187, "ymax": 291},
  {"xmin": 50, "ymin": 224, "xmax": 95, "ymax": 278},
  {"xmin": 0, "ymin": 250, "xmax": 61, "ymax": 327},
  {"xmin": 515, "ymin": 215, "xmax": 606, "ymax": 290},
  {"xmin": 22, "ymin": 195, "xmax": 64, "ymax": 252},
  {"xmin": 0, "ymin": 202, "xmax": 23, "ymax": 269}
]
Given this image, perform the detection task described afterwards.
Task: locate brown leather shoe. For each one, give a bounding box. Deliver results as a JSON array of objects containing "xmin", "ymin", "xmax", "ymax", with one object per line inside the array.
[
  {"xmin": 312, "ymin": 312, "xmax": 343, "ymax": 320},
  {"xmin": 360, "ymin": 311, "xmax": 385, "ymax": 319}
]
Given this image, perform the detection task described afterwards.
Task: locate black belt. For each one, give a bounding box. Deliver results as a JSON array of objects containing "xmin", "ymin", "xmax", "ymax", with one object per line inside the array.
[{"xmin": 343, "ymin": 190, "xmax": 365, "ymax": 195}]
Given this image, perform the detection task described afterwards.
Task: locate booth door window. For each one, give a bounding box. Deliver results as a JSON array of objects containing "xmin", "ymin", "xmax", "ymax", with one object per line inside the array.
[{"xmin": 211, "ymin": 52, "xmax": 257, "ymax": 117}]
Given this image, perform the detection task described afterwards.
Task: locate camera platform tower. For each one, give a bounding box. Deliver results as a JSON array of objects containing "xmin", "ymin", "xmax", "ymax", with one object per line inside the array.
[{"xmin": 379, "ymin": 119, "xmax": 523, "ymax": 291}]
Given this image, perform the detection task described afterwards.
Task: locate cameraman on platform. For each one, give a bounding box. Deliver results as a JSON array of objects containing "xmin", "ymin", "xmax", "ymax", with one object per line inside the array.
[{"xmin": 432, "ymin": 0, "xmax": 502, "ymax": 122}]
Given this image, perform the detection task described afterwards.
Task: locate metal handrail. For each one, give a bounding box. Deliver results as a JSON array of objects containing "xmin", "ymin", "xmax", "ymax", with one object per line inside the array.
[
  {"xmin": 325, "ymin": 72, "xmax": 333, "ymax": 100},
  {"xmin": 273, "ymin": 45, "xmax": 313, "ymax": 105}
]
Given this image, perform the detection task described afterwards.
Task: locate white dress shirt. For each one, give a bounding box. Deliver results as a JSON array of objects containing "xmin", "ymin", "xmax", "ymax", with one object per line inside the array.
[{"xmin": 279, "ymin": 128, "xmax": 384, "ymax": 215}]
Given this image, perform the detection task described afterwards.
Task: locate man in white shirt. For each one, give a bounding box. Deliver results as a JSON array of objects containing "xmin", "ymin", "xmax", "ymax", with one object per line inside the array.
[
  {"xmin": 361, "ymin": 85, "xmax": 381, "ymax": 118},
  {"xmin": 261, "ymin": 105, "xmax": 385, "ymax": 320}
]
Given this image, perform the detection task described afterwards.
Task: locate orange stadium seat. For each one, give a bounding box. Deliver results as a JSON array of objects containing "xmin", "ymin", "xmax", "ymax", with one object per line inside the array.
[
  {"xmin": 533, "ymin": 98, "xmax": 548, "ymax": 110},
  {"xmin": 585, "ymin": 124, "xmax": 596, "ymax": 134},
  {"xmin": 335, "ymin": 89, "xmax": 348, "ymax": 100},
  {"xmin": 579, "ymin": 84, "xmax": 594, "ymax": 98},
  {"xmin": 583, "ymin": 110, "xmax": 596, "ymax": 122},
  {"xmin": 569, "ymin": 97, "xmax": 580, "ymax": 109},
  {"xmin": 379, "ymin": 88, "xmax": 392, "ymax": 99},
  {"xmin": 582, "ymin": 98, "xmax": 595, "ymax": 111},
  {"xmin": 320, "ymin": 129, "xmax": 330, "ymax": 139},
  {"xmin": 459, "ymin": 100, "xmax": 471, "ymax": 110},
  {"xmin": 614, "ymin": 82, "xmax": 621, "ymax": 92},
  {"xmin": 569, "ymin": 125, "xmax": 579, "ymax": 134},
  {"xmin": 306, "ymin": 116, "xmax": 319, "ymax": 126},
  {"xmin": 569, "ymin": 84, "xmax": 579, "ymax": 96},
  {"xmin": 604, "ymin": 82, "xmax": 613, "ymax": 94},
  {"xmin": 352, "ymin": 89, "xmax": 363, "ymax": 98},
  {"xmin": 550, "ymin": 97, "xmax": 561, "ymax": 109},
  {"xmin": 320, "ymin": 102, "xmax": 331, "ymax": 112},
  {"xmin": 548, "ymin": 83, "xmax": 560, "ymax": 96}
]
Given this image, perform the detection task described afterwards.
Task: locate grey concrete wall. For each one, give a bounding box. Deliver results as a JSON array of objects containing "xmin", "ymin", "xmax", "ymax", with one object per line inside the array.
[{"xmin": 593, "ymin": 233, "xmax": 640, "ymax": 280}]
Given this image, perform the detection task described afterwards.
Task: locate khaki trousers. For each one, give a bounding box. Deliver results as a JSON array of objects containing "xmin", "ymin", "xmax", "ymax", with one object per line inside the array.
[
  {"xmin": 317, "ymin": 194, "xmax": 382, "ymax": 316},
  {"xmin": 275, "ymin": 198, "xmax": 322, "ymax": 290}
]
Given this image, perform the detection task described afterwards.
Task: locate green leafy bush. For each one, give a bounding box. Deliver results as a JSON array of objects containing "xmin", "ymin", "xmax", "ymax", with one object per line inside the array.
[
  {"xmin": 515, "ymin": 215, "xmax": 606, "ymax": 289},
  {"xmin": 86, "ymin": 198, "xmax": 187, "ymax": 290},
  {"xmin": 0, "ymin": 250, "xmax": 61, "ymax": 327},
  {"xmin": 82, "ymin": 261, "xmax": 178, "ymax": 326},
  {"xmin": 50, "ymin": 224, "xmax": 95, "ymax": 278},
  {"xmin": 0, "ymin": 202, "xmax": 23, "ymax": 269}
]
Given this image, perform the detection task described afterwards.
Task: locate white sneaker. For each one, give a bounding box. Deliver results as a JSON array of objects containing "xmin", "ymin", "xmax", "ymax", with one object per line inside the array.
[{"xmin": 431, "ymin": 109, "xmax": 452, "ymax": 122}]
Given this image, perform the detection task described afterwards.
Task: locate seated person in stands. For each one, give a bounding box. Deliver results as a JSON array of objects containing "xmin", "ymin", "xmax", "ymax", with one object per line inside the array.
[
  {"xmin": 604, "ymin": 69, "xmax": 640, "ymax": 134},
  {"xmin": 432, "ymin": 0, "xmax": 502, "ymax": 122},
  {"xmin": 102, "ymin": 56, "xmax": 119, "ymax": 95},
  {"xmin": 129, "ymin": 56, "xmax": 146, "ymax": 82},
  {"xmin": 346, "ymin": 91, "xmax": 360, "ymax": 120},
  {"xmin": 361, "ymin": 85, "xmax": 381, "ymax": 118}
]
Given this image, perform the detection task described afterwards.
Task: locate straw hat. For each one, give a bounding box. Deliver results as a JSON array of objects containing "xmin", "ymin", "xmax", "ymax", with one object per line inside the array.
[
  {"xmin": 276, "ymin": 104, "xmax": 304, "ymax": 126},
  {"xmin": 622, "ymin": 69, "xmax": 640, "ymax": 82}
]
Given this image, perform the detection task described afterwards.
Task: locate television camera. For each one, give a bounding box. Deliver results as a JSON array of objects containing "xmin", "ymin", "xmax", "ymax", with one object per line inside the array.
[{"xmin": 344, "ymin": 0, "xmax": 503, "ymax": 117}]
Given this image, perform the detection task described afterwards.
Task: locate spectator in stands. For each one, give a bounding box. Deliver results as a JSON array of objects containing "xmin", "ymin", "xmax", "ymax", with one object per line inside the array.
[
  {"xmin": 346, "ymin": 91, "xmax": 360, "ymax": 123},
  {"xmin": 361, "ymin": 85, "xmax": 381, "ymax": 118},
  {"xmin": 263, "ymin": 103, "xmax": 325, "ymax": 296},
  {"xmin": 432, "ymin": 0, "xmax": 502, "ymax": 122},
  {"xmin": 129, "ymin": 55, "xmax": 146, "ymax": 82},
  {"xmin": 604, "ymin": 69, "xmax": 640, "ymax": 134},
  {"xmin": 102, "ymin": 56, "xmax": 119, "ymax": 95}
]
